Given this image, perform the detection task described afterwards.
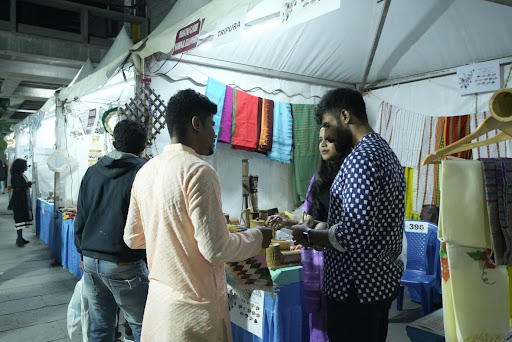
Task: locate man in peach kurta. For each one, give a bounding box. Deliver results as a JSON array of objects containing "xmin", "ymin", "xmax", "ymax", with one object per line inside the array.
[{"xmin": 124, "ymin": 89, "xmax": 272, "ymax": 342}]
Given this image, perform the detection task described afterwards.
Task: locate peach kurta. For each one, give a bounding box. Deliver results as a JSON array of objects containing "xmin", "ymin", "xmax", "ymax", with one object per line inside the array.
[{"xmin": 124, "ymin": 144, "xmax": 262, "ymax": 342}]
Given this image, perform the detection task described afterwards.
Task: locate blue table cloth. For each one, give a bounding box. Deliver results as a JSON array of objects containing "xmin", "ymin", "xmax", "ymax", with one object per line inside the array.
[
  {"xmin": 36, "ymin": 199, "xmax": 54, "ymax": 246},
  {"xmin": 231, "ymin": 280, "xmax": 309, "ymax": 342},
  {"xmin": 36, "ymin": 199, "xmax": 82, "ymax": 279},
  {"xmin": 61, "ymin": 217, "xmax": 83, "ymax": 279}
]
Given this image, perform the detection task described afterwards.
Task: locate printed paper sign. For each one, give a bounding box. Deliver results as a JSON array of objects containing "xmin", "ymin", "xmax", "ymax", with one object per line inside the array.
[
  {"xmin": 86, "ymin": 109, "xmax": 97, "ymax": 134},
  {"xmin": 281, "ymin": 0, "xmax": 340, "ymax": 28},
  {"xmin": 405, "ymin": 221, "xmax": 429, "ymax": 234},
  {"xmin": 173, "ymin": 19, "xmax": 201, "ymax": 55},
  {"xmin": 87, "ymin": 109, "xmax": 96, "ymax": 128},
  {"xmin": 213, "ymin": 6, "xmax": 248, "ymax": 47},
  {"xmin": 228, "ymin": 286, "xmax": 264, "ymax": 338},
  {"xmin": 457, "ymin": 60, "xmax": 500, "ymax": 95}
]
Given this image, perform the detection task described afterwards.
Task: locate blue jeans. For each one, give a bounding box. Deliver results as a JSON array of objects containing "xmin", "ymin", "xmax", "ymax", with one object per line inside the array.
[{"xmin": 83, "ymin": 256, "xmax": 149, "ymax": 342}]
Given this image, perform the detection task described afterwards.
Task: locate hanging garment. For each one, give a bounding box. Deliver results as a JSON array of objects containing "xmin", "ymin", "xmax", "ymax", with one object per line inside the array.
[
  {"xmin": 291, "ymin": 104, "xmax": 321, "ymax": 203},
  {"xmin": 414, "ymin": 116, "xmax": 437, "ymax": 215},
  {"xmin": 389, "ymin": 108, "xmax": 426, "ymax": 169},
  {"xmin": 440, "ymin": 243, "xmax": 509, "ymax": 342},
  {"xmin": 439, "ymin": 160, "xmax": 510, "ymax": 341},
  {"xmin": 218, "ymin": 86, "xmax": 234, "ymax": 144},
  {"xmin": 204, "ymin": 78, "xmax": 226, "ymax": 151},
  {"xmin": 268, "ymin": 102, "xmax": 293, "ymax": 164},
  {"xmin": 438, "ymin": 160, "xmax": 491, "ymax": 249},
  {"xmin": 232, "ymin": 90, "xmax": 260, "ymax": 152},
  {"xmin": 432, "ymin": 117, "xmax": 447, "ymax": 206},
  {"xmin": 481, "ymin": 159, "xmax": 507, "ymax": 265},
  {"xmin": 379, "ymin": 101, "xmax": 394, "ymax": 144},
  {"xmin": 257, "ymin": 99, "xmax": 274, "ymax": 154},
  {"xmin": 404, "ymin": 167, "xmax": 415, "ymax": 220}
]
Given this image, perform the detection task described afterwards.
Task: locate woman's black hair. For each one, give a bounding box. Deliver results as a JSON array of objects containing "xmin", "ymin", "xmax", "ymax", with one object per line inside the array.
[
  {"xmin": 306, "ymin": 159, "xmax": 342, "ymax": 222},
  {"xmin": 11, "ymin": 159, "xmax": 27, "ymax": 175}
]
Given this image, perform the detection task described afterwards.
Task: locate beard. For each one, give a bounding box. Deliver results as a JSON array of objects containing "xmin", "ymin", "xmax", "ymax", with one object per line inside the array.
[{"xmin": 334, "ymin": 117, "xmax": 354, "ymax": 159}]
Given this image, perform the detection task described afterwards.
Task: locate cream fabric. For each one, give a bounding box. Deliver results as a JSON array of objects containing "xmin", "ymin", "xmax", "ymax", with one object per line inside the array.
[
  {"xmin": 445, "ymin": 244, "xmax": 509, "ymax": 341},
  {"xmin": 124, "ymin": 144, "xmax": 263, "ymax": 342},
  {"xmin": 439, "ymin": 160, "xmax": 491, "ymax": 248},
  {"xmin": 439, "ymin": 159, "xmax": 510, "ymax": 341}
]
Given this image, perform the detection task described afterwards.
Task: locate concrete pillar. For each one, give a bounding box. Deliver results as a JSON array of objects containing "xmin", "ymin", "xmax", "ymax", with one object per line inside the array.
[
  {"xmin": 80, "ymin": 8, "xmax": 88, "ymax": 43},
  {"xmin": 10, "ymin": 0, "xmax": 16, "ymax": 32}
]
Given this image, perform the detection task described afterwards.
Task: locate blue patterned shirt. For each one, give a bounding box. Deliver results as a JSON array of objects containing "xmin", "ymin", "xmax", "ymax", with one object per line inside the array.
[{"xmin": 323, "ymin": 133, "xmax": 405, "ymax": 303}]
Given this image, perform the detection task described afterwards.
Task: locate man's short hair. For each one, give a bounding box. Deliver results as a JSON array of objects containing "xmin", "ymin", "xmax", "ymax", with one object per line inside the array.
[
  {"xmin": 166, "ymin": 89, "xmax": 217, "ymax": 139},
  {"xmin": 314, "ymin": 88, "xmax": 368, "ymax": 124},
  {"xmin": 113, "ymin": 119, "xmax": 147, "ymax": 155}
]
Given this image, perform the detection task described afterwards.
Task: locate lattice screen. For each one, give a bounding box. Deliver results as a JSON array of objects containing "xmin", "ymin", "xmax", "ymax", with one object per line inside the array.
[{"xmin": 120, "ymin": 82, "xmax": 167, "ymax": 147}]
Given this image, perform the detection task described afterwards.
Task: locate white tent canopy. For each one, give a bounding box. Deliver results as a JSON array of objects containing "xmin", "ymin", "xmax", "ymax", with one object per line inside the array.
[{"xmin": 135, "ymin": 0, "xmax": 512, "ymax": 86}]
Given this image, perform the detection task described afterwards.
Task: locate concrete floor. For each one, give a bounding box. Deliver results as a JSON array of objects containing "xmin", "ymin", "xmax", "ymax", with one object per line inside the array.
[{"xmin": 0, "ymin": 193, "xmax": 422, "ymax": 341}]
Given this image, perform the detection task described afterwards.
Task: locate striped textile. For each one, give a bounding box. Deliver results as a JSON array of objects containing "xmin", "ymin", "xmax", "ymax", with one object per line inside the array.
[
  {"xmin": 291, "ymin": 104, "xmax": 321, "ymax": 203},
  {"xmin": 470, "ymin": 111, "xmax": 508, "ymax": 159},
  {"xmin": 432, "ymin": 117, "xmax": 446, "ymax": 206},
  {"xmin": 481, "ymin": 159, "xmax": 505, "ymax": 265},
  {"xmin": 414, "ymin": 116, "xmax": 437, "ymax": 215},
  {"xmin": 389, "ymin": 108, "xmax": 426, "ymax": 169}
]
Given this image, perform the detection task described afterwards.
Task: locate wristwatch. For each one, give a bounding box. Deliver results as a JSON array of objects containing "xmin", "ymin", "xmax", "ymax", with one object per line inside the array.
[{"xmin": 303, "ymin": 228, "xmax": 313, "ymax": 247}]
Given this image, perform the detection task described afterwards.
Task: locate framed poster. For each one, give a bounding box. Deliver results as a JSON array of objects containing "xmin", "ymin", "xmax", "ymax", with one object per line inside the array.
[{"xmin": 457, "ymin": 60, "xmax": 500, "ymax": 95}]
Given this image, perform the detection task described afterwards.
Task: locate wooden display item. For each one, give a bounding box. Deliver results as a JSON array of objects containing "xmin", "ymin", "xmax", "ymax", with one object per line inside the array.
[{"xmin": 266, "ymin": 242, "xmax": 301, "ymax": 270}]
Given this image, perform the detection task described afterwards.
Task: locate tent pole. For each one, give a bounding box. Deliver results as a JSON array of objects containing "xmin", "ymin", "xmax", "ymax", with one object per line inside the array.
[
  {"xmin": 367, "ymin": 56, "xmax": 512, "ymax": 90},
  {"xmin": 53, "ymin": 92, "xmax": 62, "ymax": 228},
  {"xmin": 360, "ymin": 0, "xmax": 392, "ymax": 90}
]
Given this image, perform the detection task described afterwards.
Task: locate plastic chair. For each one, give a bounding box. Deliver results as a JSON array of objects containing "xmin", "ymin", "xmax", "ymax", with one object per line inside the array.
[{"xmin": 396, "ymin": 220, "xmax": 441, "ymax": 316}]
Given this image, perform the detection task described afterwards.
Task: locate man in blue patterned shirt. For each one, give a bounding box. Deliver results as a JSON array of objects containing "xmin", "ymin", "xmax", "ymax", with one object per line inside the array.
[{"xmin": 291, "ymin": 88, "xmax": 405, "ymax": 341}]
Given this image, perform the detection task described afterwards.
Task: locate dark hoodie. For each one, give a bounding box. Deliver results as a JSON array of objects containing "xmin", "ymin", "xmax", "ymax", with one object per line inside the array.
[{"xmin": 74, "ymin": 151, "xmax": 145, "ymax": 262}]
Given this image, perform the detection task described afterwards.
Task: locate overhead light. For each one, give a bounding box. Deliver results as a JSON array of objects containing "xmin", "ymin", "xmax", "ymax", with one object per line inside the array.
[
  {"xmin": 198, "ymin": 42, "xmax": 213, "ymax": 51},
  {"xmin": 242, "ymin": 18, "xmax": 279, "ymax": 36}
]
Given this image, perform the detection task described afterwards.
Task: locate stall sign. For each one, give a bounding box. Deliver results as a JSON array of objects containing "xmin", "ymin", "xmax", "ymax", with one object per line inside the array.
[
  {"xmin": 457, "ymin": 60, "xmax": 500, "ymax": 95},
  {"xmin": 172, "ymin": 19, "xmax": 201, "ymax": 55},
  {"xmin": 228, "ymin": 285, "xmax": 264, "ymax": 338},
  {"xmin": 213, "ymin": 6, "xmax": 248, "ymax": 47},
  {"xmin": 405, "ymin": 221, "xmax": 429, "ymax": 234},
  {"xmin": 281, "ymin": 0, "xmax": 340, "ymax": 28}
]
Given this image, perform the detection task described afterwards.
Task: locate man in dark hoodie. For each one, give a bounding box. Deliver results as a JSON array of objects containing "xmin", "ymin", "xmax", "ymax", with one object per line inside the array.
[{"xmin": 75, "ymin": 119, "xmax": 149, "ymax": 342}]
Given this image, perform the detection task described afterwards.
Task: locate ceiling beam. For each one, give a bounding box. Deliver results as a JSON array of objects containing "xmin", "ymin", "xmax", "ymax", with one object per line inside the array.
[
  {"xmin": 20, "ymin": 0, "xmax": 146, "ymax": 24},
  {"xmin": 2, "ymin": 98, "xmax": 24, "ymax": 120},
  {"xmin": 360, "ymin": 0, "xmax": 392, "ymax": 90},
  {"xmin": 13, "ymin": 86, "xmax": 55, "ymax": 100},
  {"xmin": 0, "ymin": 59, "xmax": 77, "ymax": 85},
  {"xmin": 0, "ymin": 78, "xmax": 22, "ymax": 95}
]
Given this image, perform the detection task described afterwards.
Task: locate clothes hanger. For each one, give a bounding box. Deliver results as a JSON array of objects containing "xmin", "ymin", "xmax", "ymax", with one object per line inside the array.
[{"xmin": 422, "ymin": 88, "xmax": 512, "ymax": 165}]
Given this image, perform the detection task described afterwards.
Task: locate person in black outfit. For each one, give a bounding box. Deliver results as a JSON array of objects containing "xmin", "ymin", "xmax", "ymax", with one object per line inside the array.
[
  {"xmin": 74, "ymin": 119, "xmax": 149, "ymax": 342},
  {"xmin": 0, "ymin": 161, "xmax": 8, "ymax": 194},
  {"xmin": 10, "ymin": 159, "xmax": 35, "ymax": 247}
]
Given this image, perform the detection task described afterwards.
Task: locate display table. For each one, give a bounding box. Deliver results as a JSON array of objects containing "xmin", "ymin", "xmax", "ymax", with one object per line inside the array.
[
  {"xmin": 231, "ymin": 266, "xmax": 309, "ymax": 342},
  {"xmin": 36, "ymin": 199, "xmax": 83, "ymax": 279}
]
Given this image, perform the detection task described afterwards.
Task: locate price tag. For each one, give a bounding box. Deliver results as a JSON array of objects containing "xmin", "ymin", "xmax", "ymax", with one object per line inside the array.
[{"xmin": 405, "ymin": 221, "xmax": 428, "ymax": 234}]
